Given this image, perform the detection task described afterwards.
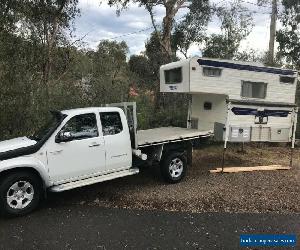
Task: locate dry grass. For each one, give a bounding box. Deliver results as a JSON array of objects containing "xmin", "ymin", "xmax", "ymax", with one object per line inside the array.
[{"xmin": 48, "ymin": 143, "xmax": 300, "ymax": 214}]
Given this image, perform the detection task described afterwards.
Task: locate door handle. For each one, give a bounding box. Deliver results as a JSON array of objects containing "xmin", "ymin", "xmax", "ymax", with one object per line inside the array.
[
  {"xmin": 89, "ymin": 143, "xmax": 101, "ymax": 147},
  {"xmin": 49, "ymin": 149, "xmax": 63, "ymax": 154}
]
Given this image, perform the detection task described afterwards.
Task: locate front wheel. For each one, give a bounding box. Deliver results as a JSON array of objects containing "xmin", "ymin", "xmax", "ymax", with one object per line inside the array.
[
  {"xmin": 160, "ymin": 152, "xmax": 187, "ymax": 184},
  {"xmin": 0, "ymin": 171, "xmax": 42, "ymax": 217}
]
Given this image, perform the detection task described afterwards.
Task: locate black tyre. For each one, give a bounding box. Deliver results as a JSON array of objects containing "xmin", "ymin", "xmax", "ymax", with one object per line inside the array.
[
  {"xmin": 160, "ymin": 152, "xmax": 187, "ymax": 184},
  {"xmin": 0, "ymin": 171, "xmax": 42, "ymax": 217}
]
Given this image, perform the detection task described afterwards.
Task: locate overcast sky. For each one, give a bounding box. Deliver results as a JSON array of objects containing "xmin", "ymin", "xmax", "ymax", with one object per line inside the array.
[{"xmin": 73, "ymin": 0, "xmax": 274, "ymax": 57}]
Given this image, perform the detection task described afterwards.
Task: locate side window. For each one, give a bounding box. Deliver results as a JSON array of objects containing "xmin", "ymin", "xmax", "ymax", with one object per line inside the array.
[
  {"xmin": 164, "ymin": 67, "xmax": 182, "ymax": 84},
  {"xmin": 60, "ymin": 113, "xmax": 98, "ymax": 140},
  {"xmin": 241, "ymin": 81, "xmax": 267, "ymax": 99},
  {"xmin": 100, "ymin": 112, "xmax": 123, "ymax": 136},
  {"xmin": 203, "ymin": 67, "xmax": 222, "ymax": 77},
  {"xmin": 280, "ymin": 76, "xmax": 295, "ymax": 84}
]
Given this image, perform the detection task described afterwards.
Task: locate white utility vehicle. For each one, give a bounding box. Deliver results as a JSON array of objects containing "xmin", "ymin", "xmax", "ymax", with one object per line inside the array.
[{"xmin": 0, "ymin": 102, "xmax": 211, "ymax": 216}]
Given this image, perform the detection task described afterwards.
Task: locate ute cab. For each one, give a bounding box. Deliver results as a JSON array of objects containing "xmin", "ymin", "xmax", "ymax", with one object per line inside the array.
[{"xmin": 47, "ymin": 107, "xmax": 133, "ymax": 184}]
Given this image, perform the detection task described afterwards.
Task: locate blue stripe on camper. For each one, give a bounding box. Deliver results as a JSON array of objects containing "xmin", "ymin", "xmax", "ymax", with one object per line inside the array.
[
  {"xmin": 197, "ymin": 59, "xmax": 295, "ymax": 76},
  {"xmin": 264, "ymin": 109, "xmax": 291, "ymax": 117},
  {"xmin": 231, "ymin": 107, "xmax": 291, "ymax": 117},
  {"xmin": 231, "ymin": 107, "xmax": 257, "ymax": 115}
]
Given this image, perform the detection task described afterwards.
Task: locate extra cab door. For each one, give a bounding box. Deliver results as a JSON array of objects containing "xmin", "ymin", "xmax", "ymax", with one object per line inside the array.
[
  {"xmin": 47, "ymin": 113, "xmax": 106, "ymax": 184},
  {"xmin": 100, "ymin": 111, "xmax": 132, "ymax": 172}
]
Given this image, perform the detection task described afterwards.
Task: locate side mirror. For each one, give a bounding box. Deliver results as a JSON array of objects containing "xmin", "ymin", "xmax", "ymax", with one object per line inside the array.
[{"xmin": 55, "ymin": 131, "xmax": 72, "ymax": 143}]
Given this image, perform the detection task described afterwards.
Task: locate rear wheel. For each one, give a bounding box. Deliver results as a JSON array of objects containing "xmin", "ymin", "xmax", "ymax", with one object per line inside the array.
[
  {"xmin": 160, "ymin": 152, "xmax": 187, "ymax": 183},
  {"xmin": 0, "ymin": 172, "xmax": 42, "ymax": 217}
]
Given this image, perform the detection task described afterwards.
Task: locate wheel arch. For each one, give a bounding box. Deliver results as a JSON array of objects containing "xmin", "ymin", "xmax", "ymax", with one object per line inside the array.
[
  {"xmin": 161, "ymin": 141, "xmax": 193, "ymax": 165},
  {"xmin": 0, "ymin": 158, "xmax": 50, "ymax": 191},
  {"xmin": 0, "ymin": 166, "xmax": 47, "ymax": 190},
  {"xmin": 0, "ymin": 166, "xmax": 46, "ymax": 217},
  {"xmin": 0, "ymin": 166, "xmax": 41, "ymax": 180}
]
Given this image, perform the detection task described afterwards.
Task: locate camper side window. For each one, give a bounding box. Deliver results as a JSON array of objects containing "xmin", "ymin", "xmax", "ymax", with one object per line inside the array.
[
  {"xmin": 203, "ymin": 67, "xmax": 222, "ymax": 77},
  {"xmin": 241, "ymin": 81, "xmax": 267, "ymax": 99},
  {"xmin": 164, "ymin": 67, "xmax": 182, "ymax": 84}
]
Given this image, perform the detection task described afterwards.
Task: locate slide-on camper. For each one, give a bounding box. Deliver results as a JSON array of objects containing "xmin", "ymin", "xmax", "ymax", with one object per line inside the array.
[{"xmin": 160, "ymin": 57, "xmax": 298, "ymax": 148}]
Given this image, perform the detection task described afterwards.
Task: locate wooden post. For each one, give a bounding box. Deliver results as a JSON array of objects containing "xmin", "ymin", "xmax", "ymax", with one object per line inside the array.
[
  {"xmin": 290, "ymin": 107, "xmax": 298, "ymax": 167},
  {"xmin": 221, "ymin": 147, "xmax": 226, "ymax": 173},
  {"xmin": 222, "ymin": 102, "xmax": 231, "ymax": 173},
  {"xmin": 239, "ymin": 141, "xmax": 245, "ymax": 153},
  {"xmin": 290, "ymin": 146, "xmax": 293, "ymax": 167}
]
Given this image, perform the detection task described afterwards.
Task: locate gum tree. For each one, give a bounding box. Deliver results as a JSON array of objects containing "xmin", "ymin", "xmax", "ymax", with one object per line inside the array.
[{"xmin": 107, "ymin": 0, "xmax": 211, "ymax": 61}]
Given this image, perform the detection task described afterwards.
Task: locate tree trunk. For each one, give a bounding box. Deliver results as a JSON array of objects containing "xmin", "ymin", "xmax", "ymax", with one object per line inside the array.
[
  {"xmin": 268, "ymin": 0, "xmax": 277, "ymax": 65},
  {"xmin": 161, "ymin": 4, "xmax": 175, "ymax": 61}
]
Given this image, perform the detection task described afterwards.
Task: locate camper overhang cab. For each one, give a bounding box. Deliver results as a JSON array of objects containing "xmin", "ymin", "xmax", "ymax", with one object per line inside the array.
[{"xmin": 160, "ymin": 57, "xmax": 298, "ymax": 145}]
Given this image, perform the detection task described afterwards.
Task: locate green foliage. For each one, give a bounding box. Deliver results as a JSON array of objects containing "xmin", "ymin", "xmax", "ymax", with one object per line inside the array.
[
  {"xmin": 234, "ymin": 49, "xmax": 265, "ymax": 63},
  {"xmin": 276, "ymin": 1, "xmax": 300, "ymax": 136},
  {"xmin": 203, "ymin": 0, "xmax": 253, "ymax": 59},
  {"xmin": 0, "ymin": 34, "xmax": 36, "ymax": 138},
  {"xmin": 203, "ymin": 34, "xmax": 233, "ymax": 59},
  {"xmin": 0, "ymin": 0, "xmax": 81, "ymax": 139},
  {"xmin": 89, "ymin": 40, "xmax": 131, "ymax": 104},
  {"xmin": 277, "ymin": 0, "xmax": 300, "ymax": 69},
  {"xmin": 107, "ymin": 0, "xmax": 210, "ymax": 59},
  {"xmin": 127, "ymin": 32, "xmax": 189, "ymax": 129},
  {"xmin": 129, "ymin": 55, "xmax": 151, "ymax": 78},
  {"xmin": 145, "ymin": 32, "xmax": 171, "ymax": 76},
  {"xmin": 129, "ymin": 55, "xmax": 154, "ymax": 87},
  {"xmin": 172, "ymin": 0, "xmax": 211, "ymax": 58}
]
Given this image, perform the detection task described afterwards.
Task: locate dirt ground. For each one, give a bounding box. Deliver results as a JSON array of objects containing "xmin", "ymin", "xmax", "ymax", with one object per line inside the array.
[{"xmin": 48, "ymin": 143, "xmax": 300, "ymax": 214}]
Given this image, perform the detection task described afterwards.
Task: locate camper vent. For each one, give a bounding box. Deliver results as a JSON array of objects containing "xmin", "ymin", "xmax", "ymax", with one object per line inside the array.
[{"xmin": 191, "ymin": 118, "xmax": 199, "ymax": 129}]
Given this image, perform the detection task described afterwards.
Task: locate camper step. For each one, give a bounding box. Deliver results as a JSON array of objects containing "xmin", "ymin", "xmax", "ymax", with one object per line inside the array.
[{"xmin": 50, "ymin": 168, "xmax": 139, "ymax": 192}]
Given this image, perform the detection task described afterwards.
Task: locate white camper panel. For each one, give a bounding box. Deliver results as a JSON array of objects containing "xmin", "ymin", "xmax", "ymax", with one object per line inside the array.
[
  {"xmin": 189, "ymin": 93, "xmax": 228, "ymax": 131},
  {"xmin": 160, "ymin": 57, "xmax": 298, "ymax": 105},
  {"xmin": 160, "ymin": 59, "xmax": 190, "ymax": 93}
]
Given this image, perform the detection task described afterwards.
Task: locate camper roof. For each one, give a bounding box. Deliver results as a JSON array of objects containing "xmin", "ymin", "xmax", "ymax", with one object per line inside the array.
[{"xmin": 161, "ymin": 57, "xmax": 297, "ymax": 76}]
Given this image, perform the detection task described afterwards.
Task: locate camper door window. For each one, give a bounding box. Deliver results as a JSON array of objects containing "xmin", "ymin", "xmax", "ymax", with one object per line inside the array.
[
  {"xmin": 164, "ymin": 67, "xmax": 182, "ymax": 84},
  {"xmin": 241, "ymin": 81, "xmax": 267, "ymax": 99}
]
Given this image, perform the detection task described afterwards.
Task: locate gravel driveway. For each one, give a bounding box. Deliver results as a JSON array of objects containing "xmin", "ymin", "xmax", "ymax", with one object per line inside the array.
[{"xmin": 45, "ymin": 143, "xmax": 300, "ymax": 214}]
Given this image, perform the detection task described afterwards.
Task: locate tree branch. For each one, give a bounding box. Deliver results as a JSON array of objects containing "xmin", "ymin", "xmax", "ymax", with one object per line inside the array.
[
  {"xmin": 173, "ymin": 0, "xmax": 187, "ymax": 16},
  {"xmin": 145, "ymin": 2, "xmax": 169, "ymax": 55},
  {"xmin": 145, "ymin": 3, "xmax": 159, "ymax": 35}
]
